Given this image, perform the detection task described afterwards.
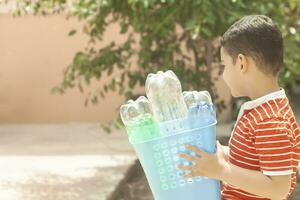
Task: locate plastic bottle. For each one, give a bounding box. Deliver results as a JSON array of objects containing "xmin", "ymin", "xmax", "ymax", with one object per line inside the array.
[
  {"xmin": 145, "ymin": 70, "xmax": 188, "ymax": 123},
  {"xmin": 183, "ymin": 91, "xmax": 216, "ymax": 129},
  {"xmin": 120, "ymin": 96, "xmax": 159, "ymax": 143},
  {"xmin": 183, "ymin": 90, "xmax": 212, "ymax": 108}
]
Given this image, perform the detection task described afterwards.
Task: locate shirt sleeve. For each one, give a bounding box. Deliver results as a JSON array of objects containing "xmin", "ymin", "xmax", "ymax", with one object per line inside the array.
[{"xmin": 254, "ymin": 117, "xmax": 293, "ymax": 176}]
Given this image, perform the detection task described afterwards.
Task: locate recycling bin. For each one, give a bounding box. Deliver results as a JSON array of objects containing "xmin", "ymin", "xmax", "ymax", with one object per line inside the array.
[{"xmin": 126, "ymin": 116, "xmax": 221, "ymax": 200}]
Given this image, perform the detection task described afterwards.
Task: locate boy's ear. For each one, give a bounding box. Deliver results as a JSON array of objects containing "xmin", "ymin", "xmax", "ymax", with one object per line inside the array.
[{"xmin": 237, "ymin": 53, "xmax": 248, "ymax": 73}]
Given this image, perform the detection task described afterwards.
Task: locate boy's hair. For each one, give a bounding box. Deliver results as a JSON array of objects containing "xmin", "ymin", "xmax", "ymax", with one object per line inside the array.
[{"xmin": 220, "ymin": 15, "xmax": 283, "ymax": 76}]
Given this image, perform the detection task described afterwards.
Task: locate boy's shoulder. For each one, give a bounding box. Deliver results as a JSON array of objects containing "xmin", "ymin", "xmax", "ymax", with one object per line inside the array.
[{"xmin": 246, "ymin": 97, "xmax": 292, "ymax": 125}]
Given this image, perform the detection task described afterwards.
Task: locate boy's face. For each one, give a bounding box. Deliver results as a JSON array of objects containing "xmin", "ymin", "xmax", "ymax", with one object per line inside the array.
[{"xmin": 220, "ymin": 47, "xmax": 245, "ymax": 98}]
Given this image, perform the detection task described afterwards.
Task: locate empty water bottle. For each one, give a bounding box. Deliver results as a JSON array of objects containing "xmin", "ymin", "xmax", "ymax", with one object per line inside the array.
[
  {"xmin": 183, "ymin": 90, "xmax": 212, "ymax": 108},
  {"xmin": 120, "ymin": 96, "xmax": 160, "ymax": 143},
  {"xmin": 145, "ymin": 70, "xmax": 188, "ymax": 122},
  {"xmin": 183, "ymin": 91, "xmax": 216, "ymax": 129}
]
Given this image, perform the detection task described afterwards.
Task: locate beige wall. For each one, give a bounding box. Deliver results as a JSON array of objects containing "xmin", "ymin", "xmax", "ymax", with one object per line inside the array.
[
  {"xmin": 0, "ymin": 13, "xmax": 232, "ymax": 124},
  {"xmin": 0, "ymin": 14, "xmax": 127, "ymax": 123}
]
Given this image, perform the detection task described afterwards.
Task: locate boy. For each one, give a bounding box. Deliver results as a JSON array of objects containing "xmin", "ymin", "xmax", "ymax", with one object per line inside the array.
[{"xmin": 177, "ymin": 15, "xmax": 300, "ymax": 200}]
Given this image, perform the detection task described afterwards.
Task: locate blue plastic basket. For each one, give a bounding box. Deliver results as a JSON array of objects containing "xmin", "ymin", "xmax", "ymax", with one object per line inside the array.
[{"xmin": 130, "ymin": 117, "xmax": 221, "ymax": 200}]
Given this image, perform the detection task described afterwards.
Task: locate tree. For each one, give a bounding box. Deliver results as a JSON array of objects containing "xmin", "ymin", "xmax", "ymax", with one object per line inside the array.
[{"xmin": 5, "ymin": 0, "xmax": 300, "ymax": 132}]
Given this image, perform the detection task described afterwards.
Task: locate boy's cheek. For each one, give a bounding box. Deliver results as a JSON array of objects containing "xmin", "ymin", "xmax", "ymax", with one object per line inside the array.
[
  {"xmin": 222, "ymin": 72, "xmax": 239, "ymax": 97},
  {"xmin": 222, "ymin": 71, "xmax": 231, "ymax": 89}
]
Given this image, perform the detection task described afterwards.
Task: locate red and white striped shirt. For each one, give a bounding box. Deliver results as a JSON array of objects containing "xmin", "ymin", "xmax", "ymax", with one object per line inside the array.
[{"xmin": 222, "ymin": 88, "xmax": 300, "ymax": 200}]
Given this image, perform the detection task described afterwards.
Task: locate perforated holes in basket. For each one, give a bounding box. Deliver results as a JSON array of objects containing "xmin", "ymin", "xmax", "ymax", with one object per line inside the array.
[
  {"xmin": 163, "ymin": 149, "xmax": 170, "ymax": 157},
  {"xmin": 179, "ymin": 179, "xmax": 186, "ymax": 187},
  {"xmin": 169, "ymin": 173, "xmax": 176, "ymax": 180},
  {"xmin": 160, "ymin": 175, "xmax": 167, "ymax": 183},
  {"xmin": 164, "ymin": 123, "xmax": 174, "ymax": 135},
  {"xmin": 161, "ymin": 142, "xmax": 168, "ymax": 149},
  {"xmin": 165, "ymin": 157, "xmax": 172, "ymax": 165},
  {"xmin": 172, "ymin": 124, "xmax": 177, "ymax": 131},
  {"xmin": 159, "ymin": 168, "xmax": 165, "ymax": 175},
  {"xmin": 167, "ymin": 164, "xmax": 173, "ymax": 172},
  {"xmin": 162, "ymin": 183, "xmax": 169, "ymax": 190},
  {"xmin": 196, "ymin": 134, "xmax": 202, "ymax": 140},
  {"xmin": 196, "ymin": 141, "xmax": 202, "ymax": 147},
  {"xmin": 170, "ymin": 181, "xmax": 177, "ymax": 189},
  {"xmin": 187, "ymin": 178, "xmax": 194, "ymax": 184},
  {"xmin": 154, "ymin": 152, "xmax": 161, "ymax": 160},
  {"xmin": 152, "ymin": 144, "xmax": 160, "ymax": 151},
  {"xmin": 177, "ymin": 171, "xmax": 183, "ymax": 178},
  {"xmin": 171, "ymin": 146, "xmax": 178, "ymax": 154},
  {"xmin": 155, "ymin": 159, "xmax": 163, "ymax": 167}
]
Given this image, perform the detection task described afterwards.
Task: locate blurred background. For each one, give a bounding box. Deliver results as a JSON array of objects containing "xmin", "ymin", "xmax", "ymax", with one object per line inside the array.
[{"xmin": 0, "ymin": 0, "xmax": 299, "ymax": 199}]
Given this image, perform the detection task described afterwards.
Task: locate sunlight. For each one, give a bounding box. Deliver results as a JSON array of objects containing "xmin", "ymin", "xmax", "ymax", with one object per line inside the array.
[{"xmin": 0, "ymin": 155, "xmax": 135, "ymax": 200}]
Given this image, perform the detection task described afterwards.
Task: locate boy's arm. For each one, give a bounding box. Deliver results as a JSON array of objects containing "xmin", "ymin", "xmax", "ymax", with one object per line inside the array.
[{"xmin": 221, "ymin": 162, "xmax": 291, "ymax": 200}]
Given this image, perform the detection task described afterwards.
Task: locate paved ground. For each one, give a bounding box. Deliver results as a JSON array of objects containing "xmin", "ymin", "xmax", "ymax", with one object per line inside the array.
[
  {"xmin": 0, "ymin": 107, "xmax": 298, "ymax": 200},
  {"xmin": 0, "ymin": 123, "xmax": 136, "ymax": 200}
]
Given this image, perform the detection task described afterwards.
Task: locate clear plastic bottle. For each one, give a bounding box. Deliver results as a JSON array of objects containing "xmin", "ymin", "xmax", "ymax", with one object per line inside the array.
[
  {"xmin": 183, "ymin": 91, "xmax": 216, "ymax": 128},
  {"xmin": 120, "ymin": 96, "xmax": 152, "ymax": 125},
  {"xmin": 183, "ymin": 90, "xmax": 212, "ymax": 108},
  {"xmin": 120, "ymin": 96, "xmax": 159, "ymax": 143},
  {"xmin": 145, "ymin": 70, "xmax": 188, "ymax": 123}
]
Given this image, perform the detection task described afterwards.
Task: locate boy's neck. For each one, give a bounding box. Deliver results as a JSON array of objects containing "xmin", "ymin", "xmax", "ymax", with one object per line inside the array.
[{"xmin": 248, "ymin": 77, "xmax": 281, "ymax": 100}]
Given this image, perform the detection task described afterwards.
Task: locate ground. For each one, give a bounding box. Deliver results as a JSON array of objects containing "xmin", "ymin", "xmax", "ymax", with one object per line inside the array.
[{"xmin": 0, "ymin": 123, "xmax": 136, "ymax": 200}]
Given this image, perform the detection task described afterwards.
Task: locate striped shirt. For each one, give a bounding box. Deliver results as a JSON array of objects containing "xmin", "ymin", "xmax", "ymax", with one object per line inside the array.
[{"xmin": 222, "ymin": 88, "xmax": 300, "ymax": 200}]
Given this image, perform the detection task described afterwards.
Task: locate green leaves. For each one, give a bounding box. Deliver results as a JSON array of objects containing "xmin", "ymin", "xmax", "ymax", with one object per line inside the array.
[
  {"xmin": 9, "ymin": 0, "xmax": 300, "ymax": 133},
  {"xmin": 68, "ymin": 29, "xmax": 77, "ymax": 36}
]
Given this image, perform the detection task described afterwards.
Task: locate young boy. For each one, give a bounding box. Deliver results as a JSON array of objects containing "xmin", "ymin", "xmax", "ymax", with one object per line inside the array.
[{"xmin": 177, "ymin": 15, "xmax": 300, "ymax": 200}]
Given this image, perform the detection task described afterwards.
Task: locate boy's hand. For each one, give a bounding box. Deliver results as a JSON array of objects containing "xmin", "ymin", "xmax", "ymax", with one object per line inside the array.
[{"xmin": 176, "ymin": 141, "xmax": 229, "ymax": 180}]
